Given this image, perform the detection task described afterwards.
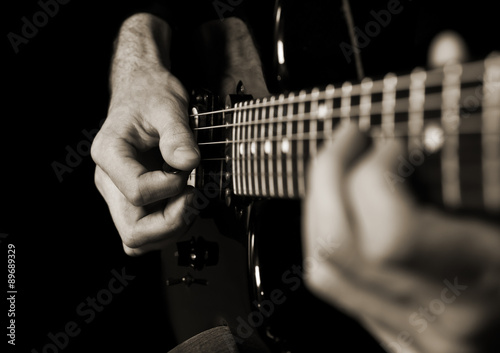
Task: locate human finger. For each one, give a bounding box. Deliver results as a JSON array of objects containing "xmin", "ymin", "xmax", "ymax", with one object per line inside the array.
[
  {"xmin": 147, "ymin": 77, "xmax": 201, "ymax": 172},
  {"xmin": 302, "ymin": 124, "xmax": 371, "ymax": 269},
  {"xmin": 345, "ymin": 137, "xmax": 419, "ymax": 265},
  {"xmin": 95, "ymin": 165, "xmax": 195, "ymax": 253},
  {"xmin": 91, "ymin": 123, "xmax": 193, "ymax": 207}
]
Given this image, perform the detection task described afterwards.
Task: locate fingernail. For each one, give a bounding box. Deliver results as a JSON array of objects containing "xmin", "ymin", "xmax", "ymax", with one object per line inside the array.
[{"xmin": 174, "ymin": 146, "xmax": 200, "ymax": 162}]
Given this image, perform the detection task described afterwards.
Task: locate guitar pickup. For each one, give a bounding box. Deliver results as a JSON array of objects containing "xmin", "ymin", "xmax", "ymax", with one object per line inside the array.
[{"xmin": 175, "ymin": 236, "xmax": 219, "ymax": 270}]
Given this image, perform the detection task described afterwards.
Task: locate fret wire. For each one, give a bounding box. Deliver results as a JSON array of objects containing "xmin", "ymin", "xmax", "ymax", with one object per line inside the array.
[
  {"xmin": 193, "ymin": 87, "xmax": 481, "ymax": 133},
  {"xmin": 246, "ymin": 101, "xmax": 254, "ymax": 196},
  {"xmin": 185, "ymin": 171, "xmax": 308, "ymax": 194},
  {"xmin": 323, "ymin": 85, "xmax": 335, "ymax": 138},
  {"xmin": 234, "ymin": 102, "xmax": 242, "ymax": 195},
  {"xmin": 482, "ymin": 55, "xmax": 500, "ymax": 211},
  {"xmin": 191, "ymin": 60, "xmax": 500, "ymax": 205},
  {"xmin": 382, "ymin": 73, "xmax": 397, "ymax": 138},
  {"xmin": 340, "ymin": 82, "xmax": 352, "ymax": 127},
  {"xmin": 260, "ymin": 98, "xmax": 268, "ymax": 197},
  {"xmin": 230, "ymin": 103, "xmax": 236, "ymax": 193},
  {"xmin": 216, "ymin": 123, "xmax": 496, "ymax": 161},
  {"xmin": 239, "ymin": 102, "xmax": 246, "ymax": 196},
  {"xmin": 233, "ymin": 171, "xmax": 307, "ymax": 178},
  {"xmin": 253, "ymin": 99, "xmax": 261, "ymax": 197},
  {"xmin": 441, "ymin": 63, "xmax": 463, "ymax": 208},
  {"xmin": 359, "ymin": 78, "xmax": 372, "ymax": 132},
  {"xmin": 268, "ymin": 96, "xmax": 276, "ymax": 197},
  {"xmin": 408, "ymin": 68, "xmax": 427, "ymax": 151},
  {"xmin": 204, "ymin": 120, "xmax": 496, "ymax": 198},
  {"xmin": 297, "ymin": 90, "xmax": 307, "ymax": 198},
  {"xmin": 238, "ymin": 103, "xmax": 245, "ymax": 196},
  {"xmin": 286, "ymin": 92, "xmax": 295, "ymax": 198},
  {"xmin": 241, "ymin": 101, "xmax": 249, "ymax": 196},
  {"xmin": 195, "ymin": 59, "xmax": 494, "ymax": 201},
  {"xmin": 190, "ymin": 60, "xmax": 485, "ymax": 122},
  {"xmin": 276, "ymin": 94, "xmax": 286, "ymax": 198},
  {"xmin": 310, "ymin": 88, "xmax": 320, "ymax": 156},
  {"xmin": 197, "ymin": 117, "xmax": 487, "ymax": 147},
  {"xmin": 233, "ymin": 170, "xmax": 307, "ymax": 199}
]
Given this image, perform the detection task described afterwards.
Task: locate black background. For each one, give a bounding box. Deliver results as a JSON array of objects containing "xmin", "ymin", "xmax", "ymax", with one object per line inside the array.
[
  {"xmin": 3, "ymin": 1, "xmax": 175, "ymax": 352},
  {"xmin": 3, "ymin": 0, "xmax": 500, "ymax": 352}
]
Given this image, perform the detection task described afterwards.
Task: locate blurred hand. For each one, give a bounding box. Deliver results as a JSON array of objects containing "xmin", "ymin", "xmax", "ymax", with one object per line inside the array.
[
  {"xmin": 91, "ymin": 67, "xmax": 200, "ymax": 256},
  {"xmin": 303, "ymin": 125, "xmax": 500, "ymax": 353}
]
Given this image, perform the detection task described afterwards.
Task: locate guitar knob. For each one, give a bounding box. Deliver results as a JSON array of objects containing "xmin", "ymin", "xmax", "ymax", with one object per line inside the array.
[{"xmin": 166, "ymin": 273, "xmax": 208, "ymax": 287}]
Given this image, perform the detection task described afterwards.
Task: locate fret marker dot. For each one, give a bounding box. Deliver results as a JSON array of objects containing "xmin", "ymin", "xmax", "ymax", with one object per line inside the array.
[
  {"xmin": 264, "ymin": 140, "xmax": 272, "ymax": 154},
  {"xmin": 239, "ymin": 143, "xmax": 245, "ymax": 155},
  {"xmin": 423, "ymin": 124, "xmax": 444, "ymax": 153},
  {"xmin": 281, "ymin": 138, "xmax": 290, "ymax": 154},
  {"xmin": 318, "ymin": 103, "xmax": 328, "ymax": 119},
  {"xmin": 251, "ymin": 142, "xmax": 257, "ymax": 155}
]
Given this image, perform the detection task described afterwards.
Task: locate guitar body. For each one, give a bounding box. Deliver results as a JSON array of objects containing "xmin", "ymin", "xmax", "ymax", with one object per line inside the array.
[
  {"xmin": 161, "ymin": 202, "xmax": 253, "ymax": 345},
  {"xmin": 162, "ymin": 197, "xmax": 380, "ymax": 351},
  {"xmin": 162, "ymin": 1, "xmax": 500, "ymax": 351},
  {"xmin": 163, "ymin": 3, "xmax": 378, "ymax": 350}
]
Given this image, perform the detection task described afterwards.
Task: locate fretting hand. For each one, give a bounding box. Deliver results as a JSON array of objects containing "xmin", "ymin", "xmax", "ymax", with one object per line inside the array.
[{"xmin": 303, "ymin": 125, "xmax": 500, "ymax": 353}]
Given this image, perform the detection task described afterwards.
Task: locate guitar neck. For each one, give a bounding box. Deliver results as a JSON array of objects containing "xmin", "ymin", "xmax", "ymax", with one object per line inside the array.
[{"xmin": 193, "ymin": 56, "xmax": 500, "ymax": 213}]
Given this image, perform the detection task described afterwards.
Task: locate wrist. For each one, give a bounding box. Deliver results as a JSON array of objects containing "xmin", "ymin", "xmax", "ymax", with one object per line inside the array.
[
  {"xmin": 110, "ymin": 13, "xmax": 172, "ymax": 93},
  {"xmin": 109, "ymin": 68, "xmax": 170, "ymax": 109},
  {"xmin": 108, "ymin": 68, "xmax": 188, "ymax": 122}
]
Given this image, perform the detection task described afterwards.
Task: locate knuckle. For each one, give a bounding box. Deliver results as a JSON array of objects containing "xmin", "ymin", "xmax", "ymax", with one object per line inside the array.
[
  {"xmin": 361, "ymin": 240, "xmax": 401, "ymax": 266},
  {"xmin": 162, "ymin": 214, "xmax": 183, "ymax": 234},
  {"xmin": 123, "ymin": 243, "xmax": 142, "ymax": 257},
  {"xmin": 303, "ymin": 266, "xmax": 328, "ymax": 293},
  {"xmin": 160, "ymin": 131, "xmax": 192, "ymax": 153},
  {"xmin": 125, "ymin": 173, "xmax": 158, "ymax": 206},
  {"xmin": 303, "ymin": 273, "xmax": 320, "ymax": 293},
  {"xmin": 357, "ymin": 217, "xmax": 416, "ymax": 266},
  {"xmin": 125, "ymin": 185, "xmax": 146, "ymax": 207},
  {"xmin": 148, "ymin": 87, "xmax": 188, "ymax": 118},
  {"xmin": 90, "ymin": 132, "xmax": 105, "ymax": 165},
  {"xmin": 163, "ymin": 205, "xmax": 188, "ymax": 234},
  {"xmin": 93, "ymin": 167, "xmax": 105, "ymax": 191},
  {"xmin": 121, "ymin": 229, "xmax": 140, "ymax": 250}
]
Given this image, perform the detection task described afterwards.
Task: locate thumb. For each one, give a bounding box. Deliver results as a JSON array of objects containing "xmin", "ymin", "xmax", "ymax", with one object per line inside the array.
[
  {"xmin": 159, "ymin": 116, "xmax": 200, "ymax": 171},
  {"xmin": 153, "ymin": 94, "xmax": 200, "ymax": 172}
]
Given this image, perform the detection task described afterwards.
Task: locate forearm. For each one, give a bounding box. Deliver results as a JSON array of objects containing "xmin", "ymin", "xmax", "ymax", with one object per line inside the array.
[{"xmin": 110, "ymin": 13, "xmax": 172, "ymax": 93}]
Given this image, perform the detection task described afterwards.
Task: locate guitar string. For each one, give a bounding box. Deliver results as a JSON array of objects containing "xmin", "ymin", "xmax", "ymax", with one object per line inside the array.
[
  {"xmin": 187, "ymin": 63, "xmax": 496, "ymax": 194},
  {"xmin": 190, "ymin": 89, "xmax": 485, "ymax": 132},
  {"xmin": 191, "ymin": 120, "xmax": 486, "ymax": 180},
  {"xmin": 195, "ymin": 115, "xmax": 485, "ymax": 147},
  {"xmin": 188, "ymin": 62, "xmax": 484, "ymax": 119},
  {"xmin": 193, "ymin": 107, "xmax": 481, "ymax": 133},
  {"xmin": 195, "ymin": 128, "xmax": 490, "ymax": 167}
]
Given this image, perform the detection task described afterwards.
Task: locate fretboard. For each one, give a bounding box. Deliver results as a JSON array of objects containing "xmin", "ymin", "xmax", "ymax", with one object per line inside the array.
[{"xmin": 192, "ymin": 55, "xmax": 500, "ymax": 213}]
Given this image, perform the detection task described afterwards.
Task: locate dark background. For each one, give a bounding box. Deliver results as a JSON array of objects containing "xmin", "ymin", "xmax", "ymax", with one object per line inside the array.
[
  {"xmin": 2, "ymin": 1, "xmax": 499, "ymax": 352},
  {"xmin": 3, "ymin": 1, "xmax": 175, "ymax": 352}
]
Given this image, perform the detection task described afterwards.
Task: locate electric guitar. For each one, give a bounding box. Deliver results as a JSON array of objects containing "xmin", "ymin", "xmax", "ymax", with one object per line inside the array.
[{"xmin": 161, "ymin": 2, "xmax": 500, "ymax": 352}]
